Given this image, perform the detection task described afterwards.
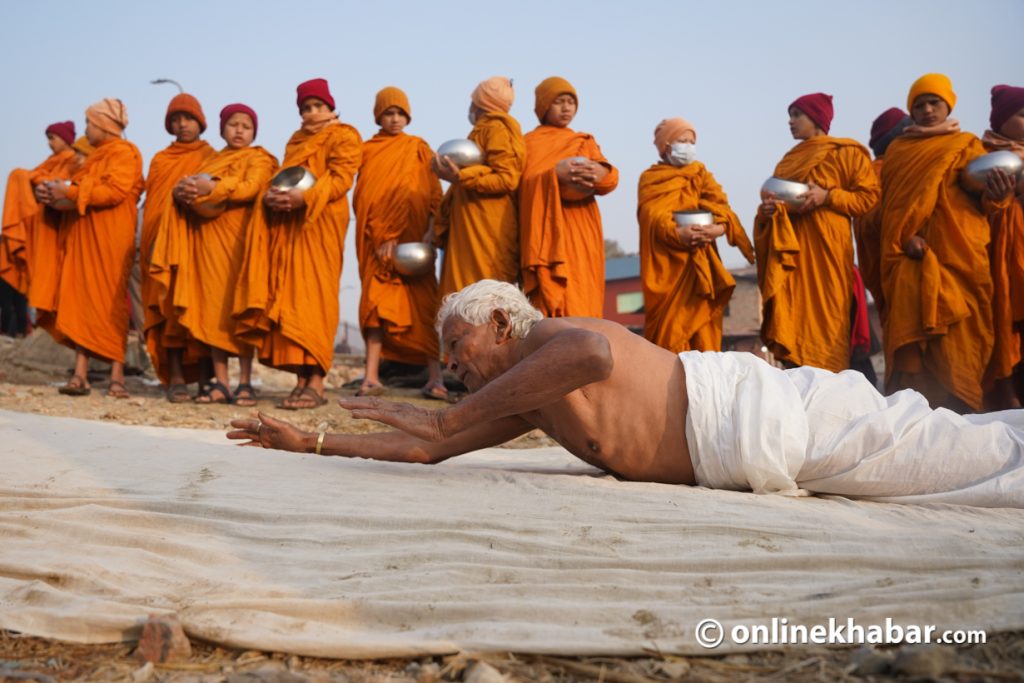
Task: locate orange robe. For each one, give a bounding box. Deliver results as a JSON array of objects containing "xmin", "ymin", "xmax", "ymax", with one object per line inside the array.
[
  {"xmin": 235, "ymin": 122, "xmax": 362, "ymax": 373},
  {"xmin": 141, "ymin": 140, "xmax": 215, "ymax": 382},
  {"xmin": 434, "ymin": 111, "xmax": 525, "ymax": 296},
  {"xmin": 44, "ymin": 138, "xmax": 144, "ymax": 362},
  {"xmin": 853, "ymin": 157, "xmax": 886, "ymax": 318},
  {"xmin": 754, "ymin": 137, "xmax": 880, "ymax": 372},
  {"xmin": 638, "ymin": 162, "xmax": 755, "ymax": 352},
  {"xmin": 519, "ymin": 125, "xmax": 618, "ymax": 317},
  {"xmin": 169, "ymin": 146, "xmax": 279, "ymax": 356},
  {"xmin": 879, "ymin": 133, "xmax": 993, "ymax": 410},
  {"xmin": 0, "ymin": 150, "xmax": 76, "ymax": 296},
  {"xmin": 353, "ymin": 132, "xmax": 442, "ymax": 363},
  {"xmin": 982, "ymin": 146, "xmax": 1024, "ymax": 392}
]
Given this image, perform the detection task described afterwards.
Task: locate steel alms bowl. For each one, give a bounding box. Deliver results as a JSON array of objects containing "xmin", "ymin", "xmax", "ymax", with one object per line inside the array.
[
  {"xmin": 393, "ymin": 241, "xmax": 437, "ymax": 277},
  {"xmin": 189, "ymin": 174, "xmax": 226, "ymax": 218},
  {"xmin": 270, "ymin": 166, "xmax": 317, "ymax": 192},
  {"xmin": 761, "ymin": 176, "xmax": 810, "ymax": 210},
  {"xmin": 672, "ymin": 210, "xmax": 714, "ymax": 227},
  {"xmin": 437, "ymin": 139, "xmax": 484, "ymax": 168},
  {"xmin": 961, "ymin": 151, "xmax": 1024, "ymax": 193},
  {"xmin": 48, "ymin": 179, "xmax": 75, "ymax": 211}
]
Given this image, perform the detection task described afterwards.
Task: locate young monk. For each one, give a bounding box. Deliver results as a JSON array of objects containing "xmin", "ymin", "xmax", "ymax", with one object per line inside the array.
[
  {"xmin": 980, "ymin": 84, "xmax": 1024, "ymax": 409},
  {"xmin": 142, "ymin": 93, "xmax": 215, "ymax": 402},
  {"xmin": 142, "ymin": 93, "xmax": 216, "ymax": 397},
  {"xmin": 1, "ymin": 121, "xmax": 77, "ymax": 336},
  {"xmin": 352, "ymin": 87, "xmax": 446, "ymax": 399},
  {"xmin": 41, "ymin": 98, "xmax": 144, "ymax": 397},
  {"xmin": 638, "ymin": 118, "xmax": 754, "ymax": 352},
  {"xmin": 28, "ymin": 136, "xmax": 93, "ymax": 328},
  {"xmin": 518, "ymin": 77, "xmax": 618, "ymax": 317},
  {"xmin": 169, "ymin": 104, "xmax": 278, "ymax": 406},
  {"xmin": 878, "ymin": 73, "xmax": 994, "ymax": 413},
  {"xmin": 234, "ymin": 78, "xmax": 362, "ymax": 410},
  {"xmin": 432, "ymin": 76, "xmax": 525, "ymax": 296},
  {"xmin": 755, "ymin": 93, "xmax": 880, "ymax": 372}
]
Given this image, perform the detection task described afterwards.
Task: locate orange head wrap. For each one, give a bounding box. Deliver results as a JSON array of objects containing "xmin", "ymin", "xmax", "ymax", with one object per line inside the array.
[
  {"xmin": 654, "ymin": 118, "xmax": 697, "ymax": 154},
  {"xmin": 907, "ymin": 73, "xmax": 957, "ymax": 112},
  {"xmin": 374, "ymin": 86, "xmax": 411, "ymax": 124},
  {"xmin": 72, "ymin": 136, "xmax": 95, "ymax": 156},
  {"xmin": 164, "ymin": 93, "xmax": 207, "ymax": 134},
  {"xmin": 86, "ymin": 98, "xmax": 128, "ymax": 137},
  {"xmin": 471, "ymin": 76, "xmax": 514, "ymax": 114},
  {"xmin": 534, "ymin": 76, "xmax": 577, "ymax": 123}
]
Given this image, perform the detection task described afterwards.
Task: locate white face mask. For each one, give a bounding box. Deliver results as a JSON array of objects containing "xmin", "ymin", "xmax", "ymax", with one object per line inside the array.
[{"xmin": 665, "ymin": 142, "xmax": 696, "ymax": 167}]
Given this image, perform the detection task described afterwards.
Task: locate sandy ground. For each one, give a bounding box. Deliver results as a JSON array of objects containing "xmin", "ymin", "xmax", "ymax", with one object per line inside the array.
[{"xmin": 1, "ymin": 331, "xmax": 1022, "ymax": 682}]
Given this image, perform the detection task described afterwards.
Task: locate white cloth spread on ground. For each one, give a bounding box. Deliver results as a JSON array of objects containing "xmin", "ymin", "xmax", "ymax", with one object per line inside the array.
[
  {"xmin": 1, "ymin": 409, "xmax": 1022, "ymax": 658},
  {"xmin": 682, "ymin": 351, "xmax": 1024, "ymax": 507}
]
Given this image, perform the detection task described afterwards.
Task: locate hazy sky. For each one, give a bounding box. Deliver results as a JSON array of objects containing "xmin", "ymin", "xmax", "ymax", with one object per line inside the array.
[{"xmin": 2, "ymin": 0, "xmax": 1020, "ymax": 327}]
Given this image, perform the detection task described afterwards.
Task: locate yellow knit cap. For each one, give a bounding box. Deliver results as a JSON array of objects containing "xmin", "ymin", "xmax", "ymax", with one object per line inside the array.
[
  {"xmin": 907, "ymin": 73, "xmax": 956, "ymax": 112},
  {"xmin": 373, "ymin": 86, "xmax": 411, "ymax": 124},
  {"xmin": 534, "ymin": 76, "xmax": 577, "ymax": 123}
]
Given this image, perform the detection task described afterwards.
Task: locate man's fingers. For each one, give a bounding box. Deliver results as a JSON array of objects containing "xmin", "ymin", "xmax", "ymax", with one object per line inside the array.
[{"xmin": 226, "ymin": 429, "xmax": 254, "ymax": 440}]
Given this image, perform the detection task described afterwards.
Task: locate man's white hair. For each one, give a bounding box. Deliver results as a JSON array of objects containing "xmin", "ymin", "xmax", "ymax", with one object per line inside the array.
[{"xmin": 436, "ymin": 280, "xmax": 543, "ymax": 339}]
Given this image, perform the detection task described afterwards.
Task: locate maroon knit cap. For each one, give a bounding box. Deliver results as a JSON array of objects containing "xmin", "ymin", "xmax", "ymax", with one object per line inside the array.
[
  {"xmin": 45, "ymin": 121, "xmax": 75, "ymax": 147},
  {"xmin": 296, "ymin": 78, "xmax": 335, "ymax": 111},
  {"xmin": 869, "ymin": 108, "xmax": 909, "ymax": 148},
  {"xmin": 220, "ymin": 103, "xmax": 258, "ymax": 140},
  {"xmin": 789, "ymin": 93, "xmax": 834, "ymax": 134},
  {"xmin": 990, "ymin": 85, "xmax": 1024, "ymax": 134}
]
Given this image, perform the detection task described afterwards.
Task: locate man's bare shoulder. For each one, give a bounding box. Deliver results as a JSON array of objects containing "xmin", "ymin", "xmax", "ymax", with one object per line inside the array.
[{"xmin": 520, "ymin": 317, "xmax": 668, "ymax": 357}]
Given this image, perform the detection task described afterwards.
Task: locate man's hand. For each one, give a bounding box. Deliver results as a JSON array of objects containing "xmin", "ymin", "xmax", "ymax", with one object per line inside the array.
[
  {"xmin": 376, "ymin": 239, "xmax": 397, "ymax": 268},
  {"xmin": 903, "ymin": 234, "xmax": 929, "ymax": 260},
  {"xmin": 227, "ymin": 412, "xmax": 312, "ymax": 452},
  {"xmin": 338, "ymin": 396, "xmax": 447, "ymax": 442},
  {"xmin": 34, "ymin": 182, "xmax": 55, "ymax": 204},
  {"xmin": 264, "ymin": 187, "xmax": 306, "ymax": 211},
  {"xmin": 433, "ymin": 154, "xmax": 461, "ymax": 183},
  {"xmin": 985, "ymin": 168, "xmax": 1015, "ymax": 202},
  {"xmin": 758, "ymin": 193, "xmax": 784, "ymax": 217},
  {"xmin": 795, "ymin": 182, "xmax": 829, "ymax": 213}
]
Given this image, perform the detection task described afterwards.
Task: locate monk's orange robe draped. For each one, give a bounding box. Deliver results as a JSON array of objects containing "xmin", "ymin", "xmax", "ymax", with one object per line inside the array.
[
  {"xmin": 141, "ymin": 140, "xmax": 214, "ymax": 382},
  {"xmin": 982, "ymin": 144, "xmax": 1024, "ymax": 393},
  {"xmin": 234, "ymin": 123, "xmax": 362, "ymax": 373},
  {"xmin": 879, "ymin": 133, "xmax": 993, "ymax": 410},
  {"xmin": 0, "ymin": 150, "xmax": 76, "ymax": 295},
  {"xmin": 434, "ymin": 111, "xmax": 525, "ymax": 297},
  {"xmin": 519, "ymin": 125, "xmax": 618, "ymax": 317},
  {"xmin": 754, "ymin": 136, "xmax": 880, "ymax": 372},
  {"xmin": 853, "ymin": 157, "xmax": 886, "ymax": 318},
  {"xmin": 353, "ymin": 132, "xmax": 442, "ymax": 364},
  {"xmin": 169, "ymin": 146, "xmax": 279, "ymax": 357},
  {"xmin": 43, "ymin": 138, "xmax": 144, "ymax": 362},
  {"xmin": 638, "ymin": 162, "xmax": 755, "ymax": 352}
]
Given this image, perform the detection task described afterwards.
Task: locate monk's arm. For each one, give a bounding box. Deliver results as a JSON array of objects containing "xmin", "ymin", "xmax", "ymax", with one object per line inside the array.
[
  {"xmin": 825, "ymin": 149, "xmax": 881, "ymax": 218},
  {"xmin": 230, "ymin": 413, "xmax": 534, "ymax": 464},
  {"xmin": 204, "ymin": 155, "xmax": 277, "ymax": 204},
  {"xmin": 587, "ymin": 140, "xmax": 619, "ymax": 196},
  {"xmin": 702, "ymin": 170, "xmax": 755, "ymax": 262},
  {"xmin": 639, "ymin": 199, "xmax": 690, "ymax": 251},
  {"xmin": 306, "ymin": 128, "xmax": 362, "ymax": 206},
  {"xmin": 65, "ymin": 148, "xmax": 143, "ymax": 208},
  {"xmin": 459, "ymin": 128, "xmax": 522, "ymax": 195}
]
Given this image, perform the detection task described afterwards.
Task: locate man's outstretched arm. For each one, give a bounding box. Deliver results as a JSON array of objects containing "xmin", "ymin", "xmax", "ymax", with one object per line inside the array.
[
  {"xmin": 341, "ymin": 325, "xmax": 613, "ymax": 441},
  {"xmin": 227, "ymin": 411, "xmax": 534, "ymax": 464}
]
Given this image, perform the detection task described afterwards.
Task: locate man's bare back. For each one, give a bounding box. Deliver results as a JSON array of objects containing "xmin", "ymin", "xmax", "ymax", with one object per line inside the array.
[{"xmin": 228, "ymin": 285, "xmax": 695, "ymax": 485}]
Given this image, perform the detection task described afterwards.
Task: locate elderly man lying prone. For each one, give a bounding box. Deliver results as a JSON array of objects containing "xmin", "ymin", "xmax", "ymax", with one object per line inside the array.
[{"xmin": 228, "ymin": 280, "xmax": 1024, "ymax": 508}]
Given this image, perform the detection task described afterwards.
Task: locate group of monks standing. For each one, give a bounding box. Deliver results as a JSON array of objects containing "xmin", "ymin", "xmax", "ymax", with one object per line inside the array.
[{"xmin": 0, "ymin": 72, "xmax": 1021, "ymax": 414}]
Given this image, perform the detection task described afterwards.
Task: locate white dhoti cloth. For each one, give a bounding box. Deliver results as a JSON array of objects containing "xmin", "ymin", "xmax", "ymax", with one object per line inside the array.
[{"xmin": 681, "ymin": 351, "xmax": 1024, "ymax": 507}]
